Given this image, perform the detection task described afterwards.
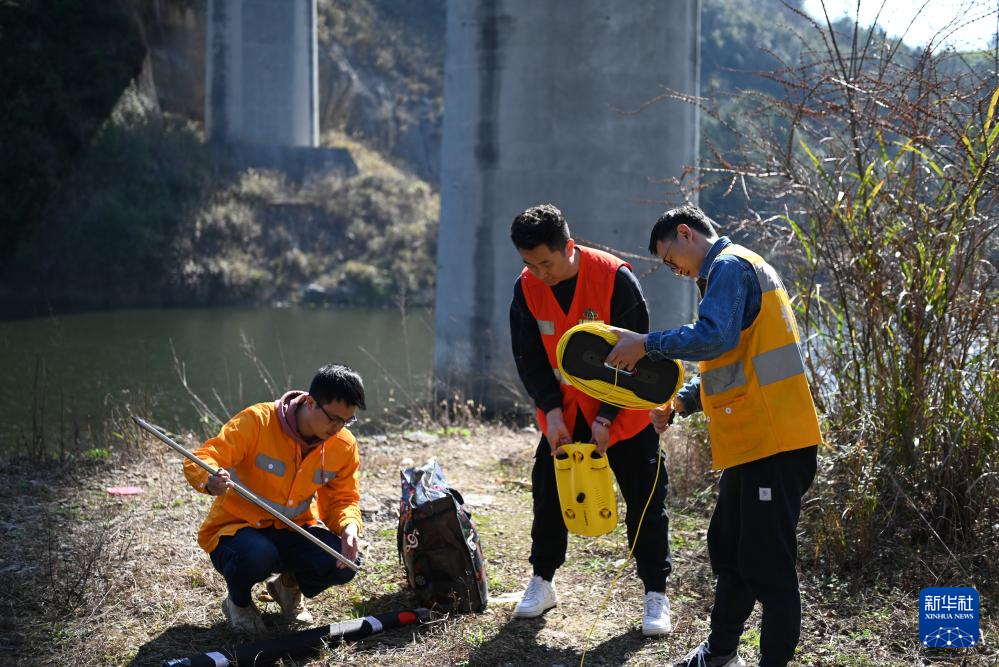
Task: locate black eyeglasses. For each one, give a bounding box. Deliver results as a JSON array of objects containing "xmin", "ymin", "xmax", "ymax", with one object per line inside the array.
[
  {"xmin": 312, "ymin": 397, "xmax": 358, "ymax": 429},
  {"xmin": 660, "ymin": 237, "xmax": 681, "ymax": 274}
]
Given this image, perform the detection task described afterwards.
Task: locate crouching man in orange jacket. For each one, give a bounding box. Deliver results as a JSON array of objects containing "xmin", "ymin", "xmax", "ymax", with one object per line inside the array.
[{"xmin": 184, "ymin": 364, "xmax": 365, "ymax": 634}]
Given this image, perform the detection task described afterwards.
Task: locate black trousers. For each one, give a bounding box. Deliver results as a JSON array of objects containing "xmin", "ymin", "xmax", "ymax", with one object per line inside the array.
[
  {"xmin": 530, "ymin": 419, "xmax": 672, "ymax": 593},
  {"xmin": 707, "ymin": 445, "xmax": 817, "ymax": 667}
]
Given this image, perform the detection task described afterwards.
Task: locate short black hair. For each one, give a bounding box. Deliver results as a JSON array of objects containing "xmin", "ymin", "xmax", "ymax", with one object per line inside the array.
[
  {"xmin": 510, "ymin": 203, "xmax": 571, "ymax": 251},
  {"xmin": 647, "ymin": 205, "xmax": 717, "ymax": 255},
  {"xmin": 309, "ymin": 364, "xmax": 366, "ymax": 410}
]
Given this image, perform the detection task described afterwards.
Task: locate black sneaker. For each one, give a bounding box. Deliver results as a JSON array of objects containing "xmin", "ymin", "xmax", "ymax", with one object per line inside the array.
[{"xmin": 674, "ymin": 640, "xmax": 746, "ymax": 667}]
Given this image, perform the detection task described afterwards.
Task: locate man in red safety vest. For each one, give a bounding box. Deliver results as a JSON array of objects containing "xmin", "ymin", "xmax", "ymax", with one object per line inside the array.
[{"xmin": 508, "ymin": 203, "xmax": 673, "ymax": 636}]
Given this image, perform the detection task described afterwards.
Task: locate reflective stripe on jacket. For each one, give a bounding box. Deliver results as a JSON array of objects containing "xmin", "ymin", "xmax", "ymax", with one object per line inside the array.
[
  {"xmin": 520, "ymin": 245, "xmax": 651, "ymax": 446},
  {"xmin": 699, "ymin": 244, "xmax": 823, "ymax": 469},
  {"xmin": 183, "ymin": 402, "xmax": 362, "ymax": 553}
]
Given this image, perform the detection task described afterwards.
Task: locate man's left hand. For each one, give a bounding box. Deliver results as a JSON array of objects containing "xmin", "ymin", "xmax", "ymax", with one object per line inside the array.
[
  {"xmin": 605, "ymin": 327, "xmax": 648, "ymax": 372},
  {"xmin": 591, "ymin": 419, "xmax": 611, "ymax": 455},
  {"xmin": 339, "ymin": 523, "xmax": 360, "ymax": 568}
]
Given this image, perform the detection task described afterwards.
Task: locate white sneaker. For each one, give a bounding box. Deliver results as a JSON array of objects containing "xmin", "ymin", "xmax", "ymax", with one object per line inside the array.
[
  {"xmin": 222, "ymin": 595, "xmax": 267, "ymax": 634},
  {"xmin": 642, "ymin": 591, "xmax": 673, "ymax": 636},
  {"xmin": 266, "ymin": 573, "xmax": 314, "ymax": 623},
  {"xmin": 674, "ymin": 640, "xmax": 746, "ymax": 667},
  {"xmin": 512, "ymin": 575, "xmax": 557, "ymax": 618}
]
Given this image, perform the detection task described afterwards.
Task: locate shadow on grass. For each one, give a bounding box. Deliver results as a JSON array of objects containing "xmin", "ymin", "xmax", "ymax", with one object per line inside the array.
[
  {"xmin": 468, "ymin": 615, "xmax": 649, "ymax": 667},
  {"xmin": 129, "ymin": 621, "xmax": 231, "ymax": 667},
  {"xmin": 128, "ymin": 588, "xmax": 430, "ymax": 667}
]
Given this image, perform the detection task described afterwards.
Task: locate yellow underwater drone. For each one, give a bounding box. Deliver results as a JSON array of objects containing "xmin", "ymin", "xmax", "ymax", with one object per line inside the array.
[{"xmin": 553, "ymin": 322, "xmax": 683, "ymax": 537}]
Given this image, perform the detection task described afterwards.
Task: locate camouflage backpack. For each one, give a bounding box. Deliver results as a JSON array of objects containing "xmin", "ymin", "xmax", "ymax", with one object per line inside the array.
[{"xmin": 397, "ymin": 459, "xmax": 488, "ymax": 613}]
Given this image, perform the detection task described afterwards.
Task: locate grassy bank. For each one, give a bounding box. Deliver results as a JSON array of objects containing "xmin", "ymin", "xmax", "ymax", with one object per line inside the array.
[{"xmin": 1, "ymin": 418, "xmax": 995, "ymax": 666}]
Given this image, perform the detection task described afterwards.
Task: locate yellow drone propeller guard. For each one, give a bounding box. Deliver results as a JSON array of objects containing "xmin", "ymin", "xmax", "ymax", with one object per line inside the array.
[{"xmin": 554, "ymin": 442, "xmax": 618, "ymax": 537}]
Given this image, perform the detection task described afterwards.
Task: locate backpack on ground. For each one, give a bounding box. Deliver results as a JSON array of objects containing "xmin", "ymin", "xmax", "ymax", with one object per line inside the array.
[{"xmin": 397, "ymin": 459, "xmax": 488, "ymax": 613}]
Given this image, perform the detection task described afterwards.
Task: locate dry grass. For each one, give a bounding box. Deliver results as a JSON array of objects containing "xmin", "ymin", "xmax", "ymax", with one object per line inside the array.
[
  {"xmin": 320, "ymin": 129, "xmax": 413, "ymax": 183},
  {"xmin": 1, "ymin": 422, "xmax": 996, "ymax": 666}
]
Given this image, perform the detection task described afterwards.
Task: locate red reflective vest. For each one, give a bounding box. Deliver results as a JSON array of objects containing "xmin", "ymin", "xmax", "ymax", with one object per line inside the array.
[{"xmin": 520, "ymin": 245, "xmax": 651, "ymax": 446}]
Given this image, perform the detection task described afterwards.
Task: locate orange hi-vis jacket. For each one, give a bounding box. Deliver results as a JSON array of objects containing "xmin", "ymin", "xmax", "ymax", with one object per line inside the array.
[
  {"xmin": 183, "ymin": 401, "xmax": 362, "ymax": 554},
  {"xmin": 520, "ymin": 245, "xmax": 651, "ymax": 446},
  {"xmin": 699, "ymin": 244, "xmax": 823, "ymax": 469}
]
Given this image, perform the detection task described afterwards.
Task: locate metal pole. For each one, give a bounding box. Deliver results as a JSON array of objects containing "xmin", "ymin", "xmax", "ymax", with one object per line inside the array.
[{"xmin": 132, "ymin": 415, "xmax": 360, "ymax": 572}]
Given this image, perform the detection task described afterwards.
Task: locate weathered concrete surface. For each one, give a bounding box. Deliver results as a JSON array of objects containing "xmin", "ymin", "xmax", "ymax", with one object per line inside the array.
[
  {"xmin": 435, "ymin": 1, "xmax": 701, "ymax": 411},
  {"xmin": 206, "ymin": 0, "xmax": 318, "ymax": 147}
]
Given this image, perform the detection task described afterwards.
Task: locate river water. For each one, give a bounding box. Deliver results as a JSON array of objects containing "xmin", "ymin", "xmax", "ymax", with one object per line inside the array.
[{"xmin": 0, "ymin": 306, "xmax": 434, "ymax": 452}]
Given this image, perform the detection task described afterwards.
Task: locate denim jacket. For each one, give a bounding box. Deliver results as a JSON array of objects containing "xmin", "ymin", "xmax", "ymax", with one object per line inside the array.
[{"xmin": 644, "ymin": 236, "xmax": 761, "ymax": 414}]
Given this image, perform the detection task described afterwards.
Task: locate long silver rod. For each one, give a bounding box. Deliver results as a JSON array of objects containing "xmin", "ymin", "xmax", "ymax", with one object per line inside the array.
[{"xmin": 132, "ymin": 415, "xmax": 360, "ymax": 572}]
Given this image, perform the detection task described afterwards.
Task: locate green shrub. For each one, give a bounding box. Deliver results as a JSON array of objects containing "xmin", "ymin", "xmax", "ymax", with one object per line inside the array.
[
  {"xmin": 688, "ymin": 9, "xmax": 998, "ymax": 583},
  {"xmin": 40, "ymin": 88, "xmax": 209, "ymax": 305}
]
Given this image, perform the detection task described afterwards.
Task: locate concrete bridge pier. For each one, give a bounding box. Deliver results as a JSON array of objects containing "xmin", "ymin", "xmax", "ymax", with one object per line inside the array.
[
  {"xmin": 205, "ymin": 0, "xmax": 354, "ymax": 178},
  {"xmin": 434, "ymin": 1, "xmax": 702, "ymax": 412},
  {"xmin": 206, "ymin": 0, "xmax": 317, "ymax": 146}
]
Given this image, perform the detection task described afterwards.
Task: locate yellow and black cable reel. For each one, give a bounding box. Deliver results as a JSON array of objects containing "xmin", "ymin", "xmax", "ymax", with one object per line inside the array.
[
  {"xmin": 552, "ymin": 322, "xmax": 683, "ymax": 538},
  {"xmin": 556, "ymin": 322, "xmax": 684, "ymax": 410}
]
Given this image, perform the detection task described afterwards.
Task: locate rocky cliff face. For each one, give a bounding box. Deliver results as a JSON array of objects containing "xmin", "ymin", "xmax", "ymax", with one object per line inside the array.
[
  {"xmin": 314, "ymin": 1, "xmax": 445, "ymax": 183},
  {"xmin": 128, "ymin": 0, "xmax": 205, "ymax": 121},
  {"xmin": 318, "ymin": 40, "xmax": 442, "ymax": 184}
]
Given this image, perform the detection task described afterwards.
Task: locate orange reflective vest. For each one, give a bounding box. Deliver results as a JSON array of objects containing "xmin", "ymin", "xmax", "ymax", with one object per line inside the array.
[
  {"xmin": 699, "ymin": 244, "xmax": 823, "ymax": 469},
  {"xmin": 520, "ymin": 245, "xmax": 651, "ymax": 446},
  {"xmin": 183, "ymin": 402, "xmax": 362, "ymax": 553}
]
